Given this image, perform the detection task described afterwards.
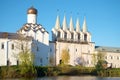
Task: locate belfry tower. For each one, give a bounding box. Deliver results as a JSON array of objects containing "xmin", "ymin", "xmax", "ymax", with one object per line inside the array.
[{"xmin": 52, "ymin": 15, "xmax": 91, "ymax": 43}]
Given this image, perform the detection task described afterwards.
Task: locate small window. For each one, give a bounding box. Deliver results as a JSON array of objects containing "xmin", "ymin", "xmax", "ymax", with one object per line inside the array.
[
  {"xmin": 111, "ymin": 56, "xmax": 113, "ymax": 59},
  {"xmin": 84, "ymin": 34, "xmax": 87, "ymax": 41},
  {"xmin": 117, "ymin": 56, "xmax": 119, "ymax": 60},
  {"xmin": 57, "ymin": 31, "xmax": 60, "ymax": 38},
  {"xmin": 37, "ymin": 40, "xmax": 38, "ymax": 42},
  {"xmin": 105, "ymin": 56, "xmax": 107, "ymax": 59},
  {"xmin": 46, "ymin": 57, "xmax": 48, "ymax": 60},
  {"xmin": 76, "ymin": 49, "xmax": 77, "ymax": 52},
  {"xmin": 71, "ymin": 33, "xmax": 74, "ymax": 39},
  {"xmin": 68, "ymin": 49, "xmax": 69, "ymax": 52},
  {"xmin": 64, "ymin": 32, "xmax": 67, "ymax": 39},
  {"xmin": 37, "ymin": 46, "xmax": 39, "ymax": 51},
  {"xmin": 17, "ymin": 60, "xmax": 19, "ymax": 66},
  {"xmin": 40, "ymin": 58, "xmax": 43, "ymax": 63},
  {"xmin": 50, "ymin": 48, "xmax": 52, "ymax": 52},
  {"xmin": 21, "ymin": 44, "xmax": 23, "ymax": 50},
  {"xmin": 11, "ymin": 44, "xmax": 14, "ymax": 50},
  {"xmin": 78, "ymin": 33, "xmax": 80, "ymax": 40},
  {"xmin": 1, "ymin": 43, "xmax": 4, "ymax": 49},
  {"xmin": 87, "ymin": 60, "xmax": 89, "ymax": 64},
  {"xmin": 7, "ymin": 60, "xmax": 10, "ymax": 66},
  {"xmin": 59, "ymin": 59, "xmax": 62, "ymax": 64}
]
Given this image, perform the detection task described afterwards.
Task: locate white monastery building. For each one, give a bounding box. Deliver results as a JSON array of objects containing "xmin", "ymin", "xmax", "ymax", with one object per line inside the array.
[{"xmin": 0, "ymin": 7, "xmax": 120, "ymax": 68}]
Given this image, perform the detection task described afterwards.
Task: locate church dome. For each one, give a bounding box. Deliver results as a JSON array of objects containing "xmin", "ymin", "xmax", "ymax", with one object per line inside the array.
[{"xmin": 27, "ymin": 7, "xmax": 37, "ymax": 14}]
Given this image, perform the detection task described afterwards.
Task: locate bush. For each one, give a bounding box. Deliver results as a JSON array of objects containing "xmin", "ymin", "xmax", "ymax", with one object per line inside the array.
[
  {"xmin": 96, "ymin": 68, "xmax": 120, "ymax": 77},
  {"xmin": 19, "ymin": 65, "xmax": 37, "ymax": 78},
  {"xmin": 0, "ymin": 65, "xmax": 37, "ymax": 79},
  {"xmin": 35, "ymin": 66, "xmax": 59, "ymax": 77},
  {"xmin": 35, "ymin": 66, "xmax": 47, "ymax": 77},
  {"xmin": 36, "ymin": 66, "xmax": 84, "ymax": 77},
  {"xmin": 0, "ymin": 66, "xmax": 20, "ymax": 78}
]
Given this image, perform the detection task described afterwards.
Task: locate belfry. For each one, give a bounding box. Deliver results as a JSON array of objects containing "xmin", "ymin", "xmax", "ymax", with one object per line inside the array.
[
  {"xmin": 52, "ymin": 15, "xmax": 91, "ymax": 43},
  {"xmin": 50, "ymin": 15, "xmax": 94, "ymax": 66}
]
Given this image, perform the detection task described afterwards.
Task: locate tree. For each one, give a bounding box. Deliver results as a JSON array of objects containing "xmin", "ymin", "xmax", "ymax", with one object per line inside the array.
[
  {"xmin": 97, "ymin": 52, "xmax": 105, "ymax": 61},
  {"xmin": 14, "ymin": 34, "xmax": 36, "ymax": 77},
  {"xmin": 18, "ymin": 50, "xmax": 36, "ymax": 77},
  {"xmin": 61, "ymin": 48, "xmax": 70, "ymax": 65},
  {"xmin": 95, "ymin": 51, "xmax": 107, "ymax": 71}
]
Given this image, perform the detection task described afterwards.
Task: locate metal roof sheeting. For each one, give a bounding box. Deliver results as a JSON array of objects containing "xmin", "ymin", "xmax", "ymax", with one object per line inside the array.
[{"xmin": 95, "ymin": 46, "xmax": 120, "ymax": 53}]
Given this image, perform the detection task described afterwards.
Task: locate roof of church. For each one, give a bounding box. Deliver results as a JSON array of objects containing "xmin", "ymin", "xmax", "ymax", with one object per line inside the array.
[
  {"xmin": 95, "ymin": 46, "xmax": 120, "ymax": 53},
  {"xmin": 0, "ymin": 32, "xmax": 32, "ymax": 40},
  {"xmin": 0, "ymin": 32, "xmax": 18, "ymax": 39},
  {"xmin": 53, "ymin": 15, "xmax": 90, "ymax": 33},
  {"xmin": 18, "ymin": 23, "xmax": 49, "ymax": 33},
  {"xmin": 27, "ymin": 7, "xmax": 37, "ymax": 14}
]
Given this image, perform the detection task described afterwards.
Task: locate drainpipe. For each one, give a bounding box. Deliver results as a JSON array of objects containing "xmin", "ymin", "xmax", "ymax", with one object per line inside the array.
[{"xmin": 6, "ymin": 40, "xmax": 11, "ymax": 66}]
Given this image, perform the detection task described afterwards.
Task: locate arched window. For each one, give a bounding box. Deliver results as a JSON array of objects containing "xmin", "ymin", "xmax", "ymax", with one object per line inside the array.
[
  {"xmin": 117, "ymin": 56, "xmax": 119, "ymax": 60},
  {"xmin": 37, "ymin": 46, "xmax": 39, "ymax": 51},
  {"xmin": 17, "ymin": 60, "xmax": 19, "ymax": 66},
  {"xmin": 111, "ymin": 56, "xmax": 113, "ymax": 59},
  {"xmin": 59, "ymin": 59, "xmax": 62, "ymax": 64},
  {"xmin": 71, "ymin": 33, "xmax": 74, "ymax": 39},
  {"xmin": 57, "ymin": 31, "xmax": 60, "ymax": 38},
  {"xmin": 7, "ymin": 60, "xmax": 10, "ymax": 66},
  {"xmin": 40, "ymin": 58, "xmax": 43, "ymax": 66},
  {"xmin": 1, "ymin": 43, "xmax": 4, "ymax": 49},
  {"xmin": 64, "ymin": 32, "xmax": 67, "ymax": 39},
  {"xmin": 11, "ymin": 44, "xmax": 14, "ymax": 50},
  {"xmin": 84, "ymin": 34, "xmax": 87, "ymax": 42},
  {"xmin": 40, "ymin": 58, "xmax": 43, "ymax": 63},
  {"xmin": 21, "ymin": 44, "xmax": 23, "ymax": 50},
  {"xmin": 78, "ymin": 33, "xmax": 80, "ymax": 40}
]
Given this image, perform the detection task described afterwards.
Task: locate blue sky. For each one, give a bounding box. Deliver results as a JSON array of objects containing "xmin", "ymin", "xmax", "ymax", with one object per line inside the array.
[{"xmin": 0, "ymin": 0, "xmax": 120, "ymax": 47}]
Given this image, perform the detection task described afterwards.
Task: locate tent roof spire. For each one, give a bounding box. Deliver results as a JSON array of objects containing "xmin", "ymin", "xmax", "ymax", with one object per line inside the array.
[
  {"xmin": 82, "ymin": 16, "xmax": 87, "ymax": 32},
  {"xmin": 76, "ymin": 18, "xmax": 81, "ymax": 32},
  {"xmin": 69, "ymin": 17, "xmax": 74, "ymax": 32},
  {"xmin": 62, "ymin": 15, "xmax": 67, "ymax": 31},
  {"xmin": 54, "ymin": 15, "xmax": 60, "ymax": 30}
]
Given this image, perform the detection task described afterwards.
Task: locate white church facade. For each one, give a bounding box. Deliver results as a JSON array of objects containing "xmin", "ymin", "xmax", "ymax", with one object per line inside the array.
[
  {"xmin": 0, "ymin": 7, "xmax": 120, "ymax": 68},
  {"xmin": 0, "ymin": 7, "xmax": 49, "ymax": 66}
]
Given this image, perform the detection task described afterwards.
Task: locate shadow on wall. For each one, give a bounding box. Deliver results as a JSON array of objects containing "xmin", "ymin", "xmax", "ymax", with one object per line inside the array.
[
  {"xmin": 75, "ymin": 57, "xmax": 87, "ymax": 66},
  {"xmin": 31, "ymin": 40, "xmax": 49, "ymax": 66}
]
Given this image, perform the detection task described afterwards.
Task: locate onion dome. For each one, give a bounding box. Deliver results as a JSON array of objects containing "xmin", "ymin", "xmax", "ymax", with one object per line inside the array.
[{"xmin": 27, "ymin": 7, "xmax": 37, "ymax": 14}]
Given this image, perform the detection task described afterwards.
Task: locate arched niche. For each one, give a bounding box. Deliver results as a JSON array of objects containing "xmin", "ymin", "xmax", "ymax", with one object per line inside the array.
[
  {"xmin": 77, "ymin": 33, "xmax": 81, "ymax": 41},
  {"xmin": 57, "ymin": 31, "xmax": 60, "ymax": 38},
  {"xmin": 71, "ymin": 32, "xmax": 74, "ymax": 40},
  {"xmin": 64, "ymin": 31, "xmax": 67, "ymax": 40},
  {"xmin": 84, "ymin": 34, "xmax": 87, "ymax": 42}
]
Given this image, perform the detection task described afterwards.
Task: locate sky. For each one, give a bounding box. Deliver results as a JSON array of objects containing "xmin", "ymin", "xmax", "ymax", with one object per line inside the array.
[{"xmin": 0, "ymin": 0, "xmax": 120, "ymax": 47}]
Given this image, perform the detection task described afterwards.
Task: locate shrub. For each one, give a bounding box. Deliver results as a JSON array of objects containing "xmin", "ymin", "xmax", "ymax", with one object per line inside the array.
[
  {"xmin": 0, "ymin": 66, "xmax": 20, "ymax": 78},
  {"xmin": 35, "ymin": 66, "xmax": 59, "ymax": 77},
  {"xmin": 96, "ymin": 68, "xmax": 120, "ymax": 77}
]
